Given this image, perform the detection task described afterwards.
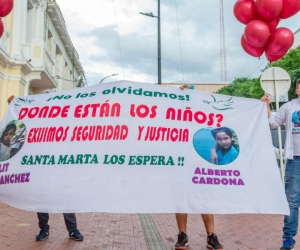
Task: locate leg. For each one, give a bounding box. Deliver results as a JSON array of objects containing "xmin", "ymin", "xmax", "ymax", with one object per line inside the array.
[
  {"xmin": 37, "ymin": 212, "xmax": 50, "ymax": 231},
  {"xmin": 201, "ymin": 214, "xmax": 214, "ymax": 236},
  {"xmin": 175, "ymin": 213, "xmax": 187, "ymax": 233},
  {"xmin": 175, "ymin": 214, "xmax": 189, "ymax": 250},
  {"xmin": 63, "ymin": 213, "xmax": 77, "ymax": 232},
  {"xmin": 202, "ymin": 214, "xmax": 223, "ymax": 250},
  {"xmin": 36, "ymin": 213, "xmax": 50, "ymax": 241},
  {"xmin": 63, "ymin": 213, "xmax": 84, "ymax": 241},
  {"xmin": 283, "ymin": 176, "xmax": 300, "ymax": 241},
  {"xmin": 282, "ymin": 158, "xmax": 300, "ymax": 244}
]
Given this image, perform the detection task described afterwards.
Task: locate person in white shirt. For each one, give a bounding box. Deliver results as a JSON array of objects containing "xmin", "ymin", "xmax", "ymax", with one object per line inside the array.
[
  {"xmin": 7, "ymin": 94, "xmax": 84, "ymax": 242},
  {"xmin": 261, "ymin": 78, "xmax": 300, "ymax": 250}
]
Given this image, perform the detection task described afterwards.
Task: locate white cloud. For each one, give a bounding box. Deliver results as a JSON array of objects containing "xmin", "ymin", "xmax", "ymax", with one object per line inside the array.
[{"xmin": 56, "ymin": 0, "xmax": 300, "ymax": 85}]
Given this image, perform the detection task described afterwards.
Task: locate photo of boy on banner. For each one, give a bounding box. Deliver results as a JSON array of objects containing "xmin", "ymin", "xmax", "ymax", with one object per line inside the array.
[
  {"xmin": 0, "ymin": 121, "xmax": 27, "ymax": 162},
  {"xmin": 193, "ymin": 127, "xmax": 239, "ymax": 165},
  {"xmin": 210, "ymin": 127, "xmax": 239, "ymax": 165}
]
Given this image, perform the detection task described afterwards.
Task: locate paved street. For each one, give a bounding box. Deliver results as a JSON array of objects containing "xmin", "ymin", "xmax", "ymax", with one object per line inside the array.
[{"xmin": 0, "ymin": 201, "xmax": 296, "ymax": 250}]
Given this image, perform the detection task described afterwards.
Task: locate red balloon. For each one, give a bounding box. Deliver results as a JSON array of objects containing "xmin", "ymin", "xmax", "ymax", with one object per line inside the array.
[
  {"xmin": 280, "ymin": 0, "xmax": 300, "ymax": 19},
  {"xmin": 0, "ymin": 19, "xmax": 3, "ymax": 38},
  {"xmin": 244, "ymin": 20, "xmax": 270, "ymax": 47},
  {"xmin": 265, "ymin": 51, "xmax": 286, "ymax": 62},
  {"xmin": 256, "ymin": 0, "xmax": 283, "ymax": 22},
  {"xmin": 268, "ymin": 17, "xmax": 280, "ymax": 33},
  {"xmin": 0, "ymin": 0, "xmax": 13, "ymax": 18},
  {"xmin": 241, "ymin": 35, "xmax": 265, "ymax": 57},
  {"xmin": 266, "ymin": 27, "xmax": 294, "ymax": 55},
  {"xmin": 233, "ymin": 0, "xmax": 257, "ymax": 25}
]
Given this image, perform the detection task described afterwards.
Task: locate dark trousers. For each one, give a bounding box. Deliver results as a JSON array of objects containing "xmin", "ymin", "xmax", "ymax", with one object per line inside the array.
[{"xmin": 37, "ymin": 212, "xmax": 77, "ymax": 232}]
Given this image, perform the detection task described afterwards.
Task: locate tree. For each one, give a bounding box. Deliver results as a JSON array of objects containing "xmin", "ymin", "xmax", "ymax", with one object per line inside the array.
[
  {"xmin": 216, "ymin": 77, "xmax": 256, "ymax": 98},
  {"xmin": 216, "ymin": 48, "xmax": 300, "ymax": 100}
]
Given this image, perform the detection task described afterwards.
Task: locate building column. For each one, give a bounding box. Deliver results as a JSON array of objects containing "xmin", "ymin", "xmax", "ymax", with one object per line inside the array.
[
  {"xmin": 11, "ymin": 0, "xmax": 27, "ymax": 58},
  {"xmin": 24, "ymin": 81, "xmax": 30, "ymax": 96}
]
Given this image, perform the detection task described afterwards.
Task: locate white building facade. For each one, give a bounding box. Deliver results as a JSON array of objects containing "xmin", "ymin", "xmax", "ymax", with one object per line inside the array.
[
  {"xmin": 292, "ymin": 29, "xmax": 300, "ymax": 49},
  {"xmin": 0, "ymin": 0, "xmax": 84, "ymax": 120}
]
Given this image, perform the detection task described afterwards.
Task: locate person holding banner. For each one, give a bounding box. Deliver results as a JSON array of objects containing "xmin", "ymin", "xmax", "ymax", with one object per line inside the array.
[
  {"xmin": 261, "ymin": 78, "xmax": 300, "ymax": 250},
  {"xmin": 175, "ymin": 214, "xmax": 223, "ymax": 250},
  {"xmin": 175, "ymin": 85, "xmax": 224, "ymax": 250},
  {"xmin": 7, "ymin": 95, "xmax": 84, "ymax": 242}
]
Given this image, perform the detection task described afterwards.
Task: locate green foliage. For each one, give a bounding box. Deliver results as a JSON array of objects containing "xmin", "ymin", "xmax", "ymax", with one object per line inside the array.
[
  {"xmin": 268, "ymin": 49, "xmax": 300, "ymax": 72},
  {"xmin": 249, "ymin": 78, "xmax": 264, "ymax": 99},
  {"xmin": 216, "ymin": 48, "xmax": 300, "ymax": 100},
  {"xmin": 216, "ymin": 77, "xmax": 257, "ymax": 98}
]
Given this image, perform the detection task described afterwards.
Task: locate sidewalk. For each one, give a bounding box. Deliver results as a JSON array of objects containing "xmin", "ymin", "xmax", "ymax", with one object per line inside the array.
[{"xmin": 0, "ymin": 201, "xmax": 295, "ymax": 250}]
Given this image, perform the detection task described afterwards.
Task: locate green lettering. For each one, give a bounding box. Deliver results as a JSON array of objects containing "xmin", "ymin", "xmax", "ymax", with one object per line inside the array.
[
  {"xmin": 58, "ymin": 155, "xmax": 68, "ymax": 164},
  {"xmin": 28, "ymin": 156, "xmax": 33, "ymax": 165},
  {"xmin": 103, "ymin": 155, "xmax": 110, "ymax": 164},
  {"xmin": 48, "ymin": 156, "xmax": 55, "ymax": 165},
  {"xmin": 53, "ymin": 95, "xmax": 64, "ymax": 100},
  {"xmin": 84, "ymin": 154, "xmax": 92, "ymax": 164},
  {"xmin": 42, "ymin": 155, "xmax": 50, "ymax": 164},
  {"xmin": 118, "ymin": 155, "xmax": 125, "ymax": 164},
  {"xmin": 143, "ymin": 156, "xmax": 151, "ymax": 165},
  {"xmin": 158, "ymin": 156, "xmax": 165, "ymax": 165},
  {"xmin": 34, "ymin": 155, "xmax": 42, "ymax": 165},
  {"xmin": 150, "ymin": 156, "xmax": 158, "ymax": 165},
  {"xmin": 21, "ymin": 155, "xmax": 28, "ymax": 165},
  {"xmin": 143, "ymin": 91, "xmax": 153, "ymax": 97},
  {"xmin": 153, "ymin": 92, "xmax": 168, "ymax": 98},
  {"xmin": 76, "ymin": 154, "xmax": 83, "ymax": 164},
  {"xmin": 90, "ymin": 154, "xmax": 98, "ymax": 164},
  {"xmin": 136, "ymin": 156, "xmax": 142, "ymax": 165},
  {"xmin": 166, "ymin": 156, "xmax": 174, "ymax": 166},
  {"xmin": 128, "ymin": 156, "xmax": 135, "ymax": 165},
  {"xmin": 67, "ymin": 155, "xmax": 75, "ymax": 164}
]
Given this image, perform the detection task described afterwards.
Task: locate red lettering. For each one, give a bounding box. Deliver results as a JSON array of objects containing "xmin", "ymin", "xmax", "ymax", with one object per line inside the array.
[
  {"xmin": 18, "ymin": 108, "xmax": 29, "ymax": 120},
  {"xmin": 136, "ymin": 105, "xmax": 149, "ymax": 118},
  {"xmin": 61, "ymin": 106, "xmax": 70, "ymax": 118},
  {"xmin": 49, "ymin": 106, "xmax": 61, "ymax": 118},
  {"xmin": 74, "ymin": 105, "xmax": 83, "ymax": 118}
]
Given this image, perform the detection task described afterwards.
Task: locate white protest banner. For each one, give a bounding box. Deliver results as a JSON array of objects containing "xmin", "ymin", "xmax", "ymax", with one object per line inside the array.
[{"xmin": 0, "ymin": 81, "xmax": 289, "ymax": 214}]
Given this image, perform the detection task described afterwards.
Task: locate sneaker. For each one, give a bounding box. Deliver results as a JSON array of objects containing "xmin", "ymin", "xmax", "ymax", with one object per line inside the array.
[
  {"xmin": 207, "ymin": 233, "xmax": 223, "ymax": 250},
  {"xmin": 36, "ymin": 229, "xmax": 49, "ymax": 241},
  {"xmin": 69, "ymin": 228, "xmax": 84, "ymax": 241},
  {"xmin": 175, "ymin": 232, "xmax": 189, "ymax": 250},
  {"xmin": 280, "ymin": 238, "xmax": 294, "ymax": 250}
]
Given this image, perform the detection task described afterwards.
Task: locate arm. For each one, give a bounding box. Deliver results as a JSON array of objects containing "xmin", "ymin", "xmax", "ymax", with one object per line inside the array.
[
  {"xmin": 180, "ymin": 85, "xmax": 191, "ymax": 90},
  {"xmin": 260, "ymin": 94, "xmax": 286, "ymax": 129},
  {"xmin": 210, "ymin": 144, "xmax": 219, "ymax": 164},
  {"xmin": 7, "ymin": 95, "xmax": 14, "ymax": 105}
]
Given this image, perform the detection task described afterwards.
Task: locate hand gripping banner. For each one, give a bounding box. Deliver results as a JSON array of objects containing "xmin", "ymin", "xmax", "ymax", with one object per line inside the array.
[{"xmin": 0, "ymin": 81, "xmax": 289, "ymax": 214}]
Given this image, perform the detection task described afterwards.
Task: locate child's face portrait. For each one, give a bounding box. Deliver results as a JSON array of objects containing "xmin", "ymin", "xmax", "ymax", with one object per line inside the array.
[
  {"xmin": 3, "ymin": 128, "xmax": 15, "ymax": 146},
  {"xmin": 215, "ymin": 132, "xmax": 232, "ymax": 149}
]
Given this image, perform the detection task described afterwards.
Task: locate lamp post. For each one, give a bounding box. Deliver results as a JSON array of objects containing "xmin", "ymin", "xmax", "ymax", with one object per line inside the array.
[
  {"xmin": 140, "ymin": 0, "xmax": 161, "ymax": 85},
  {"xmin": 99, "ymin": 74, "xmax": 118, "ymax": 84}
]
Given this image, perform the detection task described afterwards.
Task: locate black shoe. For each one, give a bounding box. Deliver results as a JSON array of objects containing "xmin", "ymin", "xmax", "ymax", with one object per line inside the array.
[
  {"xmin": 280, "ymin": 237, "xmax": 294, "ymax": 250},
  {"xmin": 36, "ymin": 229, "xmax": 49, "ymax": 241},
  {"xmin": 207, "ymin": 233, "xmax": 223, "ymax": 250},
  {"xmin": 69, "ymin": 228, "xmax": 84, "ymax": 241},
  {"xmin": 175, "ymin": 232, "xmax": 189, "ymax": 250}
]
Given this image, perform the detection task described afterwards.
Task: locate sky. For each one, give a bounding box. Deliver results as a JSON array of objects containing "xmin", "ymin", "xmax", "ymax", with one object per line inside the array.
[{"xmin": 56, "ymin": 0, "xmax": 300, "ymax": 85}]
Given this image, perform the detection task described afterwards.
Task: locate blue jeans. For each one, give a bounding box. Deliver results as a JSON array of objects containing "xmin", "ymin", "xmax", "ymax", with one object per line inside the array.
[{"xmin": 283, "ymin": 157, "xmax": 300, "ymax": 242}]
